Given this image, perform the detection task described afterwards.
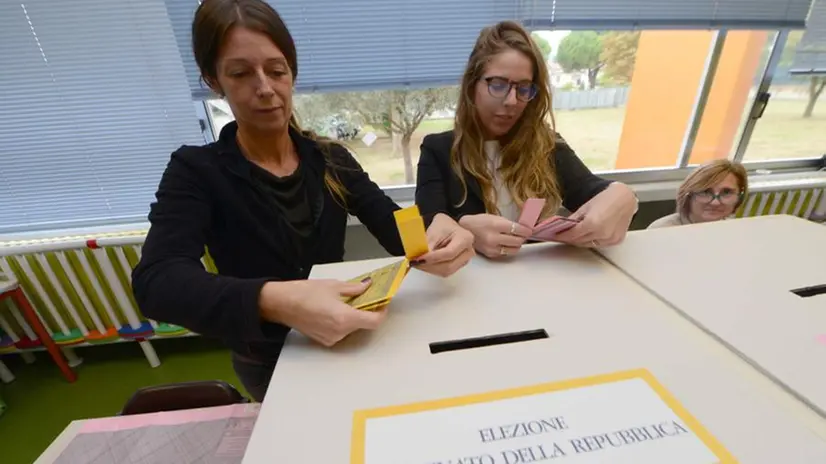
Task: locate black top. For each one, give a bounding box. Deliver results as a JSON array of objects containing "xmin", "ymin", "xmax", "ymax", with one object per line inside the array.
[
  {"xmin": 248, "ymin": 161, "xmax": 313, "ymax": 258},
  {"xmin": 415, "ymin": 130, "xmax": 612, "ymax": 224},
  {"xmin": 132, "ymin": 122, "xmax": 404, "ymax": 362}
]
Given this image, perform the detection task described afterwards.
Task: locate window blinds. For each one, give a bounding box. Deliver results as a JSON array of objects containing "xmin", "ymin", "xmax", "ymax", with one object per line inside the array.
[
  {"xmin": 167, "ymin": 0, "xmax": 816, "ymax": 100},
  {"xmin": 0, "ymin": 0, "xmax": 203, "ymax": 233},
  {"xmin": 168, "ymin": 0, "xmax": 519, "ymax": 98}
]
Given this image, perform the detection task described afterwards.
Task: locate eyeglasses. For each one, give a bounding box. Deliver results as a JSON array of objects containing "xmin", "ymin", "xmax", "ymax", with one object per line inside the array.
[
  {"xmin": 691, "ymin": 189, "xmax": 742, "ymax": 205},
  {"xmin": 483, "ymin": 77, "xmax": 537, "ymax": 102}
]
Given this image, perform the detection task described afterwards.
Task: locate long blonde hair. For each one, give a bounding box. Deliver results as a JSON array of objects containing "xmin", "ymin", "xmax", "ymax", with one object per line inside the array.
[{"xmin": 451, "ymin": 21, "xmax": 561, "ymax": 217}]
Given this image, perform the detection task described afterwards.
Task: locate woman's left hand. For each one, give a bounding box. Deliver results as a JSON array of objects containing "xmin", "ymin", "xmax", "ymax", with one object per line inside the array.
[
  {"xmin": 413, "ymin": 213, "xmax": 475, "ymax": 277},
  {"xmin": 554, "ymin": 183, "xmax": 638, "ymax": 248}
]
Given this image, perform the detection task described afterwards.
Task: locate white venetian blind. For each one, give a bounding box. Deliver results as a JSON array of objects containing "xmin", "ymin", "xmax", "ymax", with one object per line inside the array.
[
  {"xmin": 0, "ymin": 0, "xmax": 204, "ymax": 233},
  {"xmin": 167, "ymin": 0, "xmax": 521, "ymax": 99},
  {"xmin": 167, "ymin": 0, "xmax": 816, "ymax": 101}
]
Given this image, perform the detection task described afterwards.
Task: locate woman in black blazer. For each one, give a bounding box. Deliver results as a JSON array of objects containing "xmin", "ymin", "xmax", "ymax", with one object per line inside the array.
[
  {"xmin": 416, "ymin": 21, "xmax": 638, "ymax": 259},
  {"xmin": 132, "ymin": 0, "xmax": 473, "ymax": 401}
]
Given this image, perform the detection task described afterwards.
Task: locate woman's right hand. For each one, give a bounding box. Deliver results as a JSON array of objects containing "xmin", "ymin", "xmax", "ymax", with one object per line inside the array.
[
  {"xmin": 458, "ymin": 213, "xmax": 532, "ymax": 259},
  {"xmin": 258, "ymin": 279, "xmax": 386, "ymax": 347}
]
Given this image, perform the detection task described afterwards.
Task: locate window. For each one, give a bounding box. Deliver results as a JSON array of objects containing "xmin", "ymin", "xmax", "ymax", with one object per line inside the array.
[
  {"xmin": 207, "ymin": 26, "xmax": 821, "ymax": 188},
  {"xmin": 747, "ymin": 44, "xmax": 826, "ymax": 161},
  {"xmin": 205, "ymin": 28, "xmax": 767, "ymax": 184},
  {"xmin": 537, "ymin": 29, "xmax": 725, "ymax": 172},
  {"xmin": 685, "ymin": 30, "xmax": 778, "ymax": 166},
  {"xmin": 206, "ymin": 88, "xmax": 457, "ymax": 188},
  {"xmin": 186, "ymin": 0, "xmax": 820, "ymax": 189},
  {"xmin": 545, "ymin": 26, "xmax": 824, "ymax": 172},
  {"xmin": 736, "ymin": 1, "xmax": 826, "ymax": 163}
]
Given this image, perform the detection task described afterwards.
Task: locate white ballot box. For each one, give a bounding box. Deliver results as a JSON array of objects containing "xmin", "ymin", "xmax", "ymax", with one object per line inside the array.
[
  {"xmin": 599, "ymin": 215, "xmax": 826, "ymax": 417},
  {"xmin": 243, "ymin": 243, "xmax": 826, "ymax": 463}
]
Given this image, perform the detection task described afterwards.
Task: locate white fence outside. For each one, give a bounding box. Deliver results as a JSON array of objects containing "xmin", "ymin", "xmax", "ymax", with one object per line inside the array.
[{"xmin": 553, "ymin": 86, "xmax": 631, "ymax": 111}]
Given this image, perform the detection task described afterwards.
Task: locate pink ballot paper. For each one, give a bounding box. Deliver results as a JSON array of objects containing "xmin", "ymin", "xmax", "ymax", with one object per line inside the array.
[
  {"xmin": 517, "ymin": 198, "xmax": 545, "ymax": 227},
  {"xmin": 531, "ymin": 216, "xmax": 581, "ymax": 241},
  {"xmin": 517, "ymin": 198, "xmax": 581, "ymax": 242},
  {"xmin": 50, "ymin": 404, "xmax": 261, "ymax": 464}
]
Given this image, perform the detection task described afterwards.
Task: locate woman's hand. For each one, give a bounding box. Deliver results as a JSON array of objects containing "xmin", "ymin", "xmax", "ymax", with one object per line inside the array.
[
  {"xmin": 413, "ymin": 213, "xmax": 475, "ymax": 277},
  {"xmin": 554, "ymin": 183, "xmax": 638, "ymax": 247},
  {"xmin": 258, "ymin": 279, "xmax": 385, "ymax": 347},
  {"xmin": 458, "ymin": 213, "xmax": 533, "ymax": 259}
]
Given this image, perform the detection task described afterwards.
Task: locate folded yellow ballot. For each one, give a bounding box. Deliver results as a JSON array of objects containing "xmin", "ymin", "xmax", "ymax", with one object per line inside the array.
[
  {"xmin": 342, "ymin": 259, "xmax": 410, "ymax": 311},
  {"xmin": 342, "ymin": 206, "xmax": 427, "ymax": 311},
  {"xmin": 393, "ymin": 205, "xmax": 429, "ymax": 259}
]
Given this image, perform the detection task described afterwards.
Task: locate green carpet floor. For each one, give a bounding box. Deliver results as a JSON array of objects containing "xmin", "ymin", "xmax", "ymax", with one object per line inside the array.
[{"xmin": 0, "ymin": 337, "xmax": 246, "ymax": 464}]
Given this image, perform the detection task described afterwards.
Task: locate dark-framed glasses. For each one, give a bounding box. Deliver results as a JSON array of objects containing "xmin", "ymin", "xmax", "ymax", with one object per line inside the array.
[
  {"xmin": 692, "ymin": 188, "xmax": 742, "ymax": 205},
  {"xmin": 483, "ymin": 76, "xmax": 537, "ymax": 102}
]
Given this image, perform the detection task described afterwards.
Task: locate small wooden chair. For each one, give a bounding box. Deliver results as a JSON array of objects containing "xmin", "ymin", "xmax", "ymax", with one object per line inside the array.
[{"xmin": 0, "ymin": 273, "xmax": 76, "ymax": 382}]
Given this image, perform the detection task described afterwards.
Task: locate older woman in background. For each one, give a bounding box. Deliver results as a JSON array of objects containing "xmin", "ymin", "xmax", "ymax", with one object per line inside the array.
[{"xmin": 649, "ymin": 159, "xmax": 748, "ymax": 229}]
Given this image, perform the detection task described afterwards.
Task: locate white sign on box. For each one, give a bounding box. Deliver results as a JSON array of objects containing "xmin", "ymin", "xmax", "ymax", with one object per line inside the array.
[{"xmin": 351, "ymin": 370, "xmax": 734, "ymax": 464}]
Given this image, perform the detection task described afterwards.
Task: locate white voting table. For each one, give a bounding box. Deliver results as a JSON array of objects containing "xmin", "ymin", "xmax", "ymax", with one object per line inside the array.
[
  {"xmin": 599, "ymin": 215, "xmax": 826, "ymax": 417},
  {"xmin": 243, "ymin": 242, "xmax": 826, "ymax": 463}
]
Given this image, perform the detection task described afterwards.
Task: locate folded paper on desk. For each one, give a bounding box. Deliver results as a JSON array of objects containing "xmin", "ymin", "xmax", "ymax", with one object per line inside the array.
[
  {"xmin": 53, "ymin": 403, "xmax": 259, "ymax": 464},
  {"xmin": 342, "ymin": 205, "xmax": 428, "ymax": 311},
  {"xmin": 351, "ymin": 369, "xmax": 735, "ymax": 464}
]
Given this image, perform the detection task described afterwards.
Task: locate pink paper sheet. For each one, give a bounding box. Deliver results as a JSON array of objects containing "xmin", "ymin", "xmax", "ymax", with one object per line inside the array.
[{"xmin": 79, "ymin": 403, "xmax": 260, "ymax": 433}]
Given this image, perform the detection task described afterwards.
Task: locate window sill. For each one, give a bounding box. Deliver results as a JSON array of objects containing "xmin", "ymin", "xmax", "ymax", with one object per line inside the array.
[{"xmin": 1, "ymin": 170, "xmax": 823, "ymax": 242}]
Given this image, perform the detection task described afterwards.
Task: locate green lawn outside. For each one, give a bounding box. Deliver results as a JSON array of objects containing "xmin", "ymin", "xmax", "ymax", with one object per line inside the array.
[{"xmin": 353, "ymin": 97, "xmax": 824, "ymax": 187}]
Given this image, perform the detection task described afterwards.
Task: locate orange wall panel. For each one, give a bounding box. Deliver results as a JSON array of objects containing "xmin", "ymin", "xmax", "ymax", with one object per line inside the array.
[
  {"xmin": 614, "ymin": 31, "xmax": 767, "ymax": 169},
  {"xmin": 615, "ymin": 31, "xmax": 713, "ymax": 169}
]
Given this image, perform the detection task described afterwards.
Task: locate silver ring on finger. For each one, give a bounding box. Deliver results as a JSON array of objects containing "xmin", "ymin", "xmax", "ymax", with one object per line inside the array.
[
  {"xmin": 510, "ymin": 222, "xmax": 516, "ymax": 235},
  {"xmin": 500, "ymin": 246, "xmax": 507, "ymax": 256},
  {"xmin": 591, "ymin": 240, "xmax": 599, "ymax": 248}
]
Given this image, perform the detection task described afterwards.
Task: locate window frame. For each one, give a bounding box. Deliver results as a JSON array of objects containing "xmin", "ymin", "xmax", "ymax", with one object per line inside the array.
[{"xmin": 731, "ymin": 30, "xmax": 790, "ymax": 163}]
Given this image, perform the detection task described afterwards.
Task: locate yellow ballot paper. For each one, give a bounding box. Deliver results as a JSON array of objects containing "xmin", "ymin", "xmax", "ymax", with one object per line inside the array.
[
  {"xmin": 393, "ymin": 205, "xmax": 429, "ymax": 259},
  {"xmin": 342, "ymin": 259, "xmax": 410, "ymax": 311},
  {"xmin": 342, "ymin": 206, "xmax": 426, "ymax": 311}
]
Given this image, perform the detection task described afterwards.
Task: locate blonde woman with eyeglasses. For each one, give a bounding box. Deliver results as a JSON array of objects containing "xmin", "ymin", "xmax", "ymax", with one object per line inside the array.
[
  {"xmin": 648, "ymin": 160, "xmax": 748, "ymax": 229},
  {"xmin": 415, "ymin": 21, "xmax": 638, "ymax": 259}
]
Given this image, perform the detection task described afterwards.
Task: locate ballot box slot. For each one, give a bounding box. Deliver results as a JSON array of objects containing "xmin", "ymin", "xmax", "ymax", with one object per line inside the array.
[
  {"xmin": 429, "ymin": 329, "xmax": 549, "ymax": 354},
  {"xmin": 790, "ymin": 283, "xmax": 826, "ymax": 298}
]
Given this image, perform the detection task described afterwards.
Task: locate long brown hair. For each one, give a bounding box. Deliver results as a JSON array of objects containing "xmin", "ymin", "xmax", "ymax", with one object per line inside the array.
[
  {"xmin": 677, "ymin": 160, "xmax": 748, "ymax": 221},
  {"xmin": 451, "ymin": 21, "xmax": 561, "ymax": 217},
  {"xmin": 192, "ymin": 0, "xmax": 347, "ymax": 205}
]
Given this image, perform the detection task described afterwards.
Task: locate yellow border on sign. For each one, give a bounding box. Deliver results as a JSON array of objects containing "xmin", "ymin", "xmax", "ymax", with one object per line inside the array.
[{"xmin": 351, "ymin": 368, "xmax": 736, "ymax": 463}]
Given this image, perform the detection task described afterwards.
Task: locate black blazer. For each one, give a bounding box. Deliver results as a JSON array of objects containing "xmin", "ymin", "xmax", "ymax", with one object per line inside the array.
[
  {"xmin": 415, "ymin": 130, "xmax": 612, "ymax": 223},
  {"xmin": 132, "ymin": 122, "xmax": 403, "ymax": 362}
]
